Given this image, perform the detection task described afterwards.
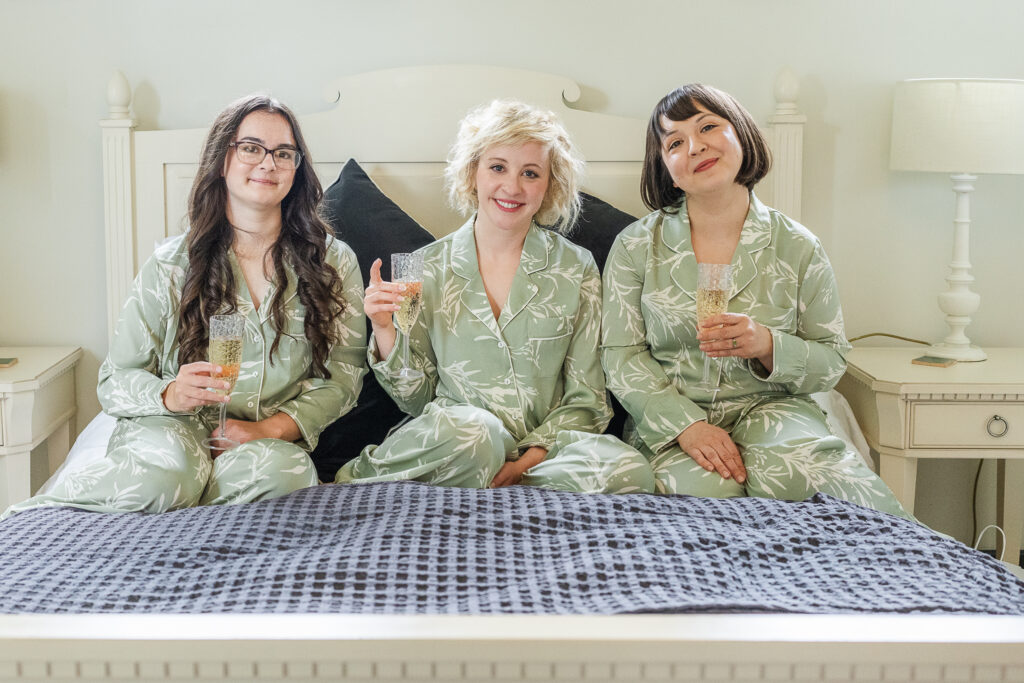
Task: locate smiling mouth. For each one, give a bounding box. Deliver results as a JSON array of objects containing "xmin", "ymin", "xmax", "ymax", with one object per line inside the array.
[
  {"xmin": 249, "ymin": 178, "xmax": 277, "ymax": 185},
  {"xmin": 494, "ymin": 199, "xmax": 523, "ymax": 211},
  {"xmin": 694, "ymin": 159, "xmax": 718, "ymax": 173}
]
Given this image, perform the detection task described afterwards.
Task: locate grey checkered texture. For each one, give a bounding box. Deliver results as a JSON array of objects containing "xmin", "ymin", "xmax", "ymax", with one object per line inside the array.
[{"xmin": 1, "ymin": 482, "xmax": 1021, "ymax": 614}]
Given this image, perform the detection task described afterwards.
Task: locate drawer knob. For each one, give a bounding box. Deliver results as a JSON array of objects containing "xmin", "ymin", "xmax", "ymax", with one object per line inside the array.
[{"xmin": 987, "ymin": 415, "xmax": 1009, "ymax": 438}]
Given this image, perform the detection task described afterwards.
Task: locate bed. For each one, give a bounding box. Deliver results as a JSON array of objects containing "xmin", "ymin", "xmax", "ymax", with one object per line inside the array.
[{"xmin": 2, "ymin": 65, "xmax": 1023, "ymax": 682}]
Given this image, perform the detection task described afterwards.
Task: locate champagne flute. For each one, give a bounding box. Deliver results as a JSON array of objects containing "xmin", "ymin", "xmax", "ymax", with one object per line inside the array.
[
  {"xmin": 695, "ymin": 263, "xmax": 733, "ymax": 391},
  {"xmin": 201, "ymin": 314, "xmax": 245, "ymax": 452},
  {"xmin": 391, "ymin": 252, "xmax": 424, "ymax": 380}
]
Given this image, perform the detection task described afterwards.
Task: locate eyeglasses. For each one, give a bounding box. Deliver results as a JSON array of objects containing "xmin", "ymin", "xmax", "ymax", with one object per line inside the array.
[{"xmin": 228, "ymin": 141, "xmax": 302, "ymax": 170}]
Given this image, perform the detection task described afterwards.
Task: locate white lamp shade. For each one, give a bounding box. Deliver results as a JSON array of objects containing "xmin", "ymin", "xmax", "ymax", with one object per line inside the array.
[{"xmin": 890, "ymin": 78, "xmax": 1024, "ymax": 175}]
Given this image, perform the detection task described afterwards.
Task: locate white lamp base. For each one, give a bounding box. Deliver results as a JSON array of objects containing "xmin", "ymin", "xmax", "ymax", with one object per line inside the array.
[{"xmin": 927, "ymin": 174, "xmax": 987, "ymax": 363}]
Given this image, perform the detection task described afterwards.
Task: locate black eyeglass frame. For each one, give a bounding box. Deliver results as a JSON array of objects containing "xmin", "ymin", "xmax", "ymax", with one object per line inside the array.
[{"xmin": 227, "ymin": 140, "xmax": 303, "ymax": 170}]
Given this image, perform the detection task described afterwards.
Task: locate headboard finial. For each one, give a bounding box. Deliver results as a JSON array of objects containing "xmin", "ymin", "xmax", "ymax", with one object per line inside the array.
[
  {"xmin": 106, "ymin": 71, "xmax": 132, "ymax": 120},
  {"xmin": 561, "ymin": 82, "xmax": 582, "ymax": 106},
  {"xmin": 773, "ymin": 67, "xmax": 800, "ymax": 115}
]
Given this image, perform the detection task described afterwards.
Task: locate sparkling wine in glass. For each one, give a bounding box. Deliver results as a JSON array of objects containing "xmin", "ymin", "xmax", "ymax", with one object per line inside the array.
[
  {"xmin": 202, "ymin": 314, "xmax": 245, "ymax": 452},
  {"xmin": 391, "ymin": 252, "xmax": 424, "ymax": 380},
  {"xmin": 695, "ymin": 263, "xmax": 733, "ymax": 392}
]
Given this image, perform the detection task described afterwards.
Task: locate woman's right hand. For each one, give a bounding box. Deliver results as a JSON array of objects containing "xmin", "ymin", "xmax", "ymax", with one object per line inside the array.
[
  {"xmin": 676, "ymin": 421, "xmax": 747, "ymax": 483},
  {"xmin": 162, "ymin": 362, "xmax": 231, "ymax": 412},
  {"xmin": 364, "ymin": 258, "xmax": 406, "ymax": 360}
]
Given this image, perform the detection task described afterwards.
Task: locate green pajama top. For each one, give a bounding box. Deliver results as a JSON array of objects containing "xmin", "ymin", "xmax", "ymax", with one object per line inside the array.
[
  {"xmin": 371, "ymin": 219, "xmax": 613, "ymax": 459},
  {"xmin": 601, "ymin": 193, "xmax": 851, "ymax": 456},
  {"xmin": 97, "ymin": 234, "xmax": 368, "ymax": 451}
]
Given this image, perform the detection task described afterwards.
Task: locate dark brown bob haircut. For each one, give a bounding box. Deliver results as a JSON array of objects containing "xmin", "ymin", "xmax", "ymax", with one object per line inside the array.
[{"xmin": 641, "ymin": 84, "xmax": 772, "ymax": 212}]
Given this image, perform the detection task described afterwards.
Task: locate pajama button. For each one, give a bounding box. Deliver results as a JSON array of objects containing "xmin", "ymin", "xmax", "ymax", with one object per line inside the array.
[
  {"xmin": 498, "ymin": 342, "xmax": 505, "ymax": 349},
  {"xmin": 504, "ymin": 379, "xmax": 511, "ymax": 385},
  {"xmin": 248, "ymin": 402, "xmax": 254, "ymax": 407}
]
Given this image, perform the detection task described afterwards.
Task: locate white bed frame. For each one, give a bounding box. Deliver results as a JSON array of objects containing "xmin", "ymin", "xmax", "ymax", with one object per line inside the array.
[{"xmin": 1, "ymin": 66, "xmax": 1022, "ymax": 683}]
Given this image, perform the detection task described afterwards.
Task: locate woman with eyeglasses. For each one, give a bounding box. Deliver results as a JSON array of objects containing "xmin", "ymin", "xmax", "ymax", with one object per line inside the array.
[{"xmin": 2, "ymin": 95, "xmax": 366, "ymax": 519}]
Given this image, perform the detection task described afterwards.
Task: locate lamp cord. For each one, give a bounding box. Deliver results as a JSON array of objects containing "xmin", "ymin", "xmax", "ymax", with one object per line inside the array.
[
  {"xmin": 848, "ymin": 332, "xmax": 929, "ymax": 345},
  {"xmin": 971, "ymin": 459, "xmax": 984, "ymax": 549}
]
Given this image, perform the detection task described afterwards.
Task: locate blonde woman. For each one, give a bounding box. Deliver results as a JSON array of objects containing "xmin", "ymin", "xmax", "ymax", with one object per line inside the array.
[{"xmin": 336, "ymin": 100, "xmax": 654, "ymax": 493}]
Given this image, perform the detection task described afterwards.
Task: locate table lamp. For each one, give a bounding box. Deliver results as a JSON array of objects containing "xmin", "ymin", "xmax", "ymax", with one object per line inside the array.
[{"xmin": 890, "ymin": 78, "xmax": 1024, "ymax": 361}]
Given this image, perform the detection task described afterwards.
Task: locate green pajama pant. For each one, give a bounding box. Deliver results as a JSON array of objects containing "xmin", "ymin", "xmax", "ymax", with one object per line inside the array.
[
  {"xmin": 335, "ymin": 402, "xmax": 656, "ymax": 494},
  {"xmin": 640, "ymin": 394, "xmax": 911, "ymax": 519},
  {"xmin": 1, "ymin": 413, "xmax": 318, "ymax": 519}
]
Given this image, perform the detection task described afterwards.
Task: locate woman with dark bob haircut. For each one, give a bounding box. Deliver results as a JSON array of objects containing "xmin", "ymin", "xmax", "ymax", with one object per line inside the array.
[
  {"xmin": 601, "ymin": 83, "xmax": 911, "ymax": 519},
  {"xmin": 4, "ymin": 94, "xmax": 367, "ymax": 519}
]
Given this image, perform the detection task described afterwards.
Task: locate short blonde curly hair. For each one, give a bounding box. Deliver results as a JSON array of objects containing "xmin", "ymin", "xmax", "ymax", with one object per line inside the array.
[{"xmin": 445, "ymin": 99, "xmax": 585, "ymax": 231}]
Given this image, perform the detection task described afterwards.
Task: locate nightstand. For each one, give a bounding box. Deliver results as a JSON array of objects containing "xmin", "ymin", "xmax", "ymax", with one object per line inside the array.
[
  {"xmin": 836, "ymin": 347, "xmax": 1024, "ymax": 563},
  {"xmin": 0, "ymin": 346, "xmax": 82, "ymax": 510}
]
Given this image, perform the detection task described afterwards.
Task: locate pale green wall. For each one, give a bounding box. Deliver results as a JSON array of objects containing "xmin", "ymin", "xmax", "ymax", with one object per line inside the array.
[{"xmin": 1, "ymin": 0, "xmax": 1022, "ymax": 545}]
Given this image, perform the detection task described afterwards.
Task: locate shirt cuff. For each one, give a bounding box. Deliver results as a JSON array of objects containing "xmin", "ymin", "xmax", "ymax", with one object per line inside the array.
[
  {"xmin": 747, "ymin": 328, "xmax": 807, "ymax": 385},
  {"xmin": 276, "ymin": 405, "xmax": 314, "ymax": 452},
  {"xmin": 636, "ymin": 392, "xmax": 707, "ymax": 454}
]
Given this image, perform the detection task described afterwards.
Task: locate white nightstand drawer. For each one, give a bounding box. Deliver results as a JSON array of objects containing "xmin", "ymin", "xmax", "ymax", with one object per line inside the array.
[{"xmin": 910, "ymin": 402, "xmax": 1023, "ymax": 448}]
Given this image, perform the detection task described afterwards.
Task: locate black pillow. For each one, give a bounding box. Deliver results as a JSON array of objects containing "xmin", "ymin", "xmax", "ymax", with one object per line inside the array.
[
  {"xmin": 558, "ymin": 191, "xmax": 638, "ymax": 274},
  {"xmin": 310, "ymin": 160, "xmax": 435, "ymax": 481},
  {"xmin": 322, "ymin": 158, "xmax": 435, "ymax": 285}
]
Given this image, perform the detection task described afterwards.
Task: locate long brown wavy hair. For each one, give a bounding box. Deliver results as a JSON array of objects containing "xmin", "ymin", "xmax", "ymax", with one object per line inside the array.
[{"xmin": 177, "ymin": 94, "xmax": 347, "ymax": 378}]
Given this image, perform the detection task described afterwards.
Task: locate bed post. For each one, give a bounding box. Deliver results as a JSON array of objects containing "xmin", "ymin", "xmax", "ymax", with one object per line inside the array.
[
  {"xmin": 767, "ymin": 67, "xmax": 806, "ymax": 221},
  {"xmin": 100, "ymin": 71, "xmax": 136, "ymax": 340}
]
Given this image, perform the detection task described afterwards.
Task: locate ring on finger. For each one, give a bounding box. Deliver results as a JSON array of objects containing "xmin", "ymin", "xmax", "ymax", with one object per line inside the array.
[{"xmin": 732, "ymin": 338, "xmax": 738, "ymax": 349}]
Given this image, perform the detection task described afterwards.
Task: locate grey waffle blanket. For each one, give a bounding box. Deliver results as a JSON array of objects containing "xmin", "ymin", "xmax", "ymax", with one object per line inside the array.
[{"xmin": 1, "ymin": 482, "xmax": 1021, "ymax": 614}]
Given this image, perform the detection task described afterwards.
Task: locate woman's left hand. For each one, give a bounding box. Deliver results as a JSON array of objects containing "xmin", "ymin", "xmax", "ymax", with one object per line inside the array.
[
  {"xmin": 698, "ymin": 313, "xmax": 773, "ymax": 365},
  {"xmin": 490, "ymin": 447, "xmax": 547, "ymax": 488},
  {"xmin": 209, "ymin": 413, "xmax": 300, "ymax": 458}
]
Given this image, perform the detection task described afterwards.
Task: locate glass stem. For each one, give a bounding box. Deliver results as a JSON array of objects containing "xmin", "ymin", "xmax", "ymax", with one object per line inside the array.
[
  {"xmin": 218, "ymin": 401, "xmax": 227, "ymax": 437},
  {"xmin": 401, "ymin": 330, "xmax": 411, "ymax": 369}
]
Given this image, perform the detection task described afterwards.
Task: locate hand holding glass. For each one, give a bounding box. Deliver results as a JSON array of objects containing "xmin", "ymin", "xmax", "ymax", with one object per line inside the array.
[
  {"xmin": 391, "ymin": 252, "xmax": 424, "ymax": 380},
  {"xmin": 695, "ymin": 263, "xmax": 733, "ymax": 391},
  {"xmin": 202, "ymin": 314, "xmax": 245, "ymax": 452}
]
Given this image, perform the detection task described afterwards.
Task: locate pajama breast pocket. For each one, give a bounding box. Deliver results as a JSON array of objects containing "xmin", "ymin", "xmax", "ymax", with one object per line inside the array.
[
  {"xmin": 278, "ymin": 317, "xmax": 312, "ymax": 368},
  {"xmin": 528, "ymin": 315, "xmax": 574, "ymax": 374}
]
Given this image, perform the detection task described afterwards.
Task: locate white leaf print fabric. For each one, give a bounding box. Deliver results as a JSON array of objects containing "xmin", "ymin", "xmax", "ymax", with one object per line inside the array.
[{"xmin": 601, "ymin": 195, "xmax": 910, "ymax": 519}]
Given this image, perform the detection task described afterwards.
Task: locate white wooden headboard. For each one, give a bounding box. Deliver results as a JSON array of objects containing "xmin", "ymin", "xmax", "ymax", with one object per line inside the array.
[{"xmin": 100, "ymin": 65, "xmax": 805, "ymax": 340}]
